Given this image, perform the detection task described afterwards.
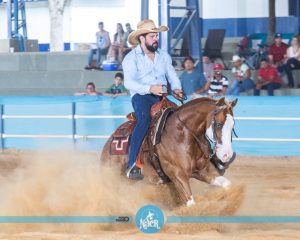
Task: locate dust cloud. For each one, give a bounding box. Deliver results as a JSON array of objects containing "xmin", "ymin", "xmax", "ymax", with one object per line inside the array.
[{"xmin": 0, "ymin": 150, "xmax": 244, "ymax": 235}]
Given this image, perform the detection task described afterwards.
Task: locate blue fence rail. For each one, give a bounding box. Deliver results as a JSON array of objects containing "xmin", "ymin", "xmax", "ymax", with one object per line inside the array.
[{"xmin": 0, "ymin": 96, "xmax": 299, "ymax": 156}]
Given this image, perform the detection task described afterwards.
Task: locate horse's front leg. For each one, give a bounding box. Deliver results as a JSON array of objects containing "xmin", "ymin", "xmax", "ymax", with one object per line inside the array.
[
  {"xmin": 193, "ymin": 162, "xmax": 232, "ymax": 188},
  {"xmin": 169, "ymin": 172, "xmax": 194, "ymax": 207}
]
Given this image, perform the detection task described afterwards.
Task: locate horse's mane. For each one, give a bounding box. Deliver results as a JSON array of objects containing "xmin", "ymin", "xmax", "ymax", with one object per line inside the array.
[{"xmin": 177, "ymin": 97, "xmax": 219, "ymax": 111}]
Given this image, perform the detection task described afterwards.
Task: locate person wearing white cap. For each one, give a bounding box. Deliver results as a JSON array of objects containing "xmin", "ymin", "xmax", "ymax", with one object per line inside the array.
[
  {"xmin": 227, "ymin": 55, "xmax": 255, "ymax": 95},
  {"xmin": 122, "ymin": 19, "xmax": 183, "ymax": 180}
]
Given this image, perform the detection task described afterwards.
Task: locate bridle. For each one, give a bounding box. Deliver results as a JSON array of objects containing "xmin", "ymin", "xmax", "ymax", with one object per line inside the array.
[{"xmin": 176, "ymin": 106, "xmax": 238, "ymax": 160}]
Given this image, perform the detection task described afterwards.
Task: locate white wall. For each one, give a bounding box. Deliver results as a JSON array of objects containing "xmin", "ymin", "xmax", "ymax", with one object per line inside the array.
[
  {"xmin": 0, "ymin": 0, "xmax": 291, "ymax": 44},
  {"xmin": 0, "ymin": 0, "xmax": 142, "ymax": 44},
  {"xmin": 202, "ymin": 0, "xmax": 288, "ymax": 19},
  {"xmin": 69, "ymin": 0, "xmax": 141, "ymax": 43},
  {"xmin": 170, "ymin": 0, "xmax": 289, "ymax": 18}
]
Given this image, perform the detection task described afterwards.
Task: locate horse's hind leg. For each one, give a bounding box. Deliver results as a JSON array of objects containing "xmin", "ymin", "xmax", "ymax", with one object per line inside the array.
[{"xmin": 171, "ymin": 174, "xmax": 194, "ymax": 207}]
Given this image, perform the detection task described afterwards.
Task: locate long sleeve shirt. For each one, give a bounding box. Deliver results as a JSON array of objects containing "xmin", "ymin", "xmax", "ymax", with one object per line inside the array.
[{"xmin": 122, "ymin": 45, "xmax": 182, "ymax": 97}]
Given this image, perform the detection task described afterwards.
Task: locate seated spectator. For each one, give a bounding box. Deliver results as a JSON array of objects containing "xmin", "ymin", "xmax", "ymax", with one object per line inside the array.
[
  {"xmin": 108, "ymin": 23, "xmax": 125, "ymax": 63},
  {"xmin": 74, "ymin": 82, "xmax": 102, "ymax": 96},
  {"xmin": 85, "ymin": 22, "xmax": 111, "ymax": 70},
  {"xmin": 122, "ymin": 23, "xmax": 134, "ymax": 56},
  {"xmin": 268, "ymin": 33, "xmax": 288, "ymax": 68},
  {"xmin": 227, "ymin": 55, "xmax": 255, "ymax": 95},
  {"xmin": 254, "ymin": 59, "xmax": 283, "ymax": 96},
  {"xmin": 196, "ymin": 63, "xmax": 228, "ymax": 96},
  {"xmin": 202, "ymin": 54, "xmax": 213, "ymax": 81},
  {"xmin": 103, "ymin": 72, "xmax": 128, "ymax": 97},
  {"xmin": 180, "ymin": 56, "xmax": 206, "ymax": 95},
  {"xmin": 277, "ymin": 36, "xmax": 300, "ymax": 88}
]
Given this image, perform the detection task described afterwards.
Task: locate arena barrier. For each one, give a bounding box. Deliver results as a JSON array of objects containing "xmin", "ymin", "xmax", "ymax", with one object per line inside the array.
[{"xmin": 0, "ymin": 96, "xmax": 299, "ymax": 156}]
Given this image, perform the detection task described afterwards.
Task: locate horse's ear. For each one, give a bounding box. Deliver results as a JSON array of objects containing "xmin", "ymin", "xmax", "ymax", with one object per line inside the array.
[
  {"xmin": 230, "ymin": 98, "xmax": 238, "ymax": 108},
  {"xmin": 216, "ymin": 97, "xmax": 226, "ymax": 106}
]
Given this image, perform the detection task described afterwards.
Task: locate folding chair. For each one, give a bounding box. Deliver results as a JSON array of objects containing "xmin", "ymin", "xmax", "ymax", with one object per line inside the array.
[
  {"xmin": 203, "ymin": 29, "xmax": 227, "ymax": 69},
  {"xmin": 237, "ymin": 33, "xmax": 268, "ymax": 69}
]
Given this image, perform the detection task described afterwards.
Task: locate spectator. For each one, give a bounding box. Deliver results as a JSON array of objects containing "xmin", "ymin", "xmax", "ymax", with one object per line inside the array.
[
  {"xmin": 202, "ymin": 54, "xmax": 213, "ymax": 81},
  {"xmin": 196, "ymin": 63, "xmax": 228, "ymax": 96},
  {"xmin": 277, "ymin": 36, "xmax": 300, "ymax": 88},
  {"xmin": 268, "ymin": 33, "xmax": 288, "ymax": 68},
  {"xmin": 108, "ymin": 23, "xmax": 125, "ymax": 63},
  {"xmin": 179, "ymin": 56, "xmax": 206, "ymax": 95},
  {"xmin": 85, "ymin": 22, "xmax": 111, "ymax": 70},
  {"xmin": 254, "ymin": 59, "xmax": 283, "ymax": 96},
  {"xmin": 123, "ymin": 23, "xmax": 133, "ymax": 47},
  {"xmin": 103, "ymin": 72, "xmax": 128, "ymax": 97},
  {"xmin": 74, "ymin": 82, "xmax": 101, "ymax": 96},
  {"xmin": 227, "ymin": 55, "xmax": 255, "ymax": 95}
]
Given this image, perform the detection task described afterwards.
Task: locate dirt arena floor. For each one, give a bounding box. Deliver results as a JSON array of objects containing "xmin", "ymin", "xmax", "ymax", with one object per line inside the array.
[{"xmin": 0, "ymin": 150, "xmax": 299, "ymax": 239}]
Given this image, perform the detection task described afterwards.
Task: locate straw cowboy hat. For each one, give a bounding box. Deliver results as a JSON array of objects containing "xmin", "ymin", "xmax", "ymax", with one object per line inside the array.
[{"xmin": 128, "ymin": 19, "xmax": 168, "ymax": 45}]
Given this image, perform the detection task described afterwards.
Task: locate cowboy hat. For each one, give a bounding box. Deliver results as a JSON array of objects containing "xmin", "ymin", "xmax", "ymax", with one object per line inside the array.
[
  {"xmin": 128, "ymin": 19, "xmax": 168, "ymax": 45},
  {"xmin": 231, "ymin": 55, "xmax": 242, "ymax": 62}
]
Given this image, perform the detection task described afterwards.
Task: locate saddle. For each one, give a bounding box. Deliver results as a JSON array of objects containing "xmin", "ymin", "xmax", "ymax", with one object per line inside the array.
[{"xmin": 110, "ymin": 98, "xmax": 177, "ymax": 181}]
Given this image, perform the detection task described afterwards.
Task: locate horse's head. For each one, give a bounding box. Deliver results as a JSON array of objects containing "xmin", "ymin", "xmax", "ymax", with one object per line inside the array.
[{"xmin": 205, "ymin": 97, "xmax": 238, "ymax": 163}]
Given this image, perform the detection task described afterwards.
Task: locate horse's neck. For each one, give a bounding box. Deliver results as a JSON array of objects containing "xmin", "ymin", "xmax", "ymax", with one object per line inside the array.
[{"xmin": 175, "ymin": 102, "xmax": 215, "ymax": 135}]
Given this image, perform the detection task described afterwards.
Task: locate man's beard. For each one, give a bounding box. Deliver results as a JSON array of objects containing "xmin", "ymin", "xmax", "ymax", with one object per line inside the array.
[{"xmin": 145, "ymin": 41, "xmax": 158, "ymax": 52}]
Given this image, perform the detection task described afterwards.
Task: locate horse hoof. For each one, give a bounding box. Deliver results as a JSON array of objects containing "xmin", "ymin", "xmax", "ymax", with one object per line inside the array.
[
  {"xmin": 211, "ymin": 176, "xmax": 231, "ymax": 188},
  {"xmin": 186, "ymin": 196, "xmax": 195, "ymax": 207}
]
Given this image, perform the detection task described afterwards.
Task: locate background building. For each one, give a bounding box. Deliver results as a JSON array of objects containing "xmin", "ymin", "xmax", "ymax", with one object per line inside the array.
[{"xmin": 0, "ymin": 0, "xmax": 298, "ymax": 51}]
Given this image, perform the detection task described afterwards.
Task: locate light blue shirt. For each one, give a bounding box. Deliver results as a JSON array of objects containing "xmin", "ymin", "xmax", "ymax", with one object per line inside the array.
[{"xmin": 122, "ymin": 45, "xmax": 182, "ymax": 96}]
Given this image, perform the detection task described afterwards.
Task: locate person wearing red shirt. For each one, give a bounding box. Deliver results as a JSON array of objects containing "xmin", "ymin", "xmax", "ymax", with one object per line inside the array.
[
  {"xmin": 268, "ymin": 33, "xmax": 288, "ymax": 67},
  {"xmin": 254, "ymin": 59, "xmax": 283, "ymax": 96}
]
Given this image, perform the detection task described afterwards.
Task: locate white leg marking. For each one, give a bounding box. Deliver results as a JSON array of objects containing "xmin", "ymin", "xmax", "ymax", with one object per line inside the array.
[
  {"xmin": 186, "ymin": 196, "xmax": 195, "ymax": 207},
  {"xmin": 211, "ymin": 176, "xmax": 231, "ymax": 188}
]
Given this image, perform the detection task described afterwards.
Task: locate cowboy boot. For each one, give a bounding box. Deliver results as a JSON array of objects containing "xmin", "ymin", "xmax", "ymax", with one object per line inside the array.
[{"xmin": 126, "ymin": 165, "xmax": 144, "ymax": 180}]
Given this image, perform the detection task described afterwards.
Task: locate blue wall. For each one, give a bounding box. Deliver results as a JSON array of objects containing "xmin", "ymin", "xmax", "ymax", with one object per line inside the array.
[
  {"xmin": 38, "ymin": 43, "xmax": 71, "ymax": 52},
  {"xmin": 0, "ymin": 96, "xmax": 299, "ymax": 156},
  {"xmin": 170, "ymin": 16, "xmax": 299, "ymax": 37}
]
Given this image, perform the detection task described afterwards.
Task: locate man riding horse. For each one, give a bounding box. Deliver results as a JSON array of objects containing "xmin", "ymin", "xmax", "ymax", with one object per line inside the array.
[{"xmin": 122, "ymin": 19, "xmax": 183, "ymax": 180}]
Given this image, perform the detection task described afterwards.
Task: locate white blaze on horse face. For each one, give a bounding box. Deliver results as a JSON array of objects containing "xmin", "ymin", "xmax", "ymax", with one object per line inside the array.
[
  {"xmin": 217, "ymin": 114, "xmax": 234, "ymax": 162},
  {"xmin": 205, "ymin": 113, "xmax": 234, "ymax": 162}
]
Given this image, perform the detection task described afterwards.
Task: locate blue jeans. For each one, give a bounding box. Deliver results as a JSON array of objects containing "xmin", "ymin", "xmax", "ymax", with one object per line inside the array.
[
  {"xmin": 87, "ymin": 47, "xmax": 109, "ymax": 66},
  {"xmin": 127, "ymin": 94, "xmax": 161, "ymax": 168},
  {"xmin": 277, "ymin": 58, "xmax": 300, "ymax": 87},
  {"xmin": 254, "ymin": 83, "xmax": 282, "ymax": 96},
  {"xmin": 227, "ymin": 79, "xmax": 255, "ymax": 95}
]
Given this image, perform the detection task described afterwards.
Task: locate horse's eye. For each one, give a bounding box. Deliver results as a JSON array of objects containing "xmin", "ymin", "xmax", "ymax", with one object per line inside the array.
[{"xmin": 215, "ymin": 123, "xmax": 223, "ymax": 128}]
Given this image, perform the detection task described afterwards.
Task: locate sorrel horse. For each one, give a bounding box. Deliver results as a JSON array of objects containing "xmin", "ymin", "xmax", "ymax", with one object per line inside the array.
[{"xmin": 101, "ymin": 97, "xmax": 238, "ymax": 206}]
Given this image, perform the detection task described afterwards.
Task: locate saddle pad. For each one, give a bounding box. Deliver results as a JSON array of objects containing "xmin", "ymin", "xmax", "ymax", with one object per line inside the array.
[
  {"xmin": 110, "ymin": 120, "xmax": 136, "ymax": 155},
  {"xmin": 110, "ymin": 135, "xmax": 131, "ymax": 155}
]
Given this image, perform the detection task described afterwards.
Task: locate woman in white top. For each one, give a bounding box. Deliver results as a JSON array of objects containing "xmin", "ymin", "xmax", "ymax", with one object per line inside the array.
[
  {"xmin": 278, "ymin": 36, "xmax": 300, "ymax": 87},
  {"xmin": 108, "ymin": 23, "xmax": 125, "ymax": 63}
]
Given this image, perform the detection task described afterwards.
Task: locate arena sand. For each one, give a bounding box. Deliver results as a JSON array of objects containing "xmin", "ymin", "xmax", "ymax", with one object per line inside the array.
[{"xmin": 0, "ymin": 150, "xmax": 299, "ymax": 239}]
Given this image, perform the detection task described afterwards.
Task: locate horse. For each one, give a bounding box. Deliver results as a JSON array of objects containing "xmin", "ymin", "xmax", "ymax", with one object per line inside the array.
[{"xmin": 100, "ymin": 97, "xmax": 238, "ymax": 206}]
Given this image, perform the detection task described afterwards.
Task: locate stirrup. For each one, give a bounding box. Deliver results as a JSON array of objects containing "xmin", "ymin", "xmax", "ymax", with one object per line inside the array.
[{"xmin": 126, "ymin": 165, "xmax": 144, "ymax": 181}]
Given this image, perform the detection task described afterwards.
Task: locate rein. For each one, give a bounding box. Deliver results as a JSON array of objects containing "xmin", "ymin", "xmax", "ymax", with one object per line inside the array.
[
  {"xmin": 176, "ymin": 108, "xmax": 221, "ymax": 159},
  {"xmin": 176, "ymin": 111, "xmax": 209, "ymax": 156},
  {"xmin": 176, "ymin": 106, "xmax": 237, "ymax": 160}
]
